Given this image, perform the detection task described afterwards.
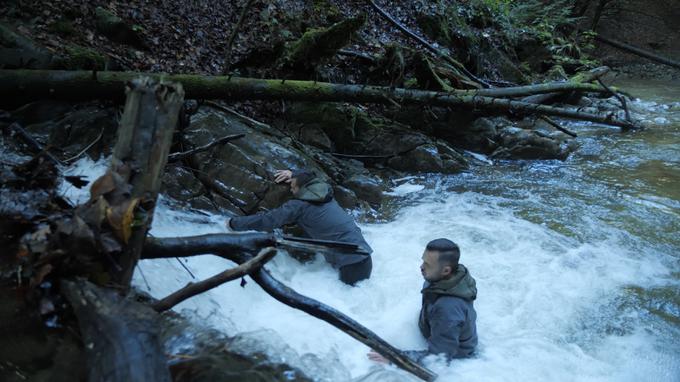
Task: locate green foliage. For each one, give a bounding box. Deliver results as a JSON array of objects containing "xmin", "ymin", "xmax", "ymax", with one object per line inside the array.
[{"xmin": 507, "ymin": 0, "xmax": 599, "ymax": 72}]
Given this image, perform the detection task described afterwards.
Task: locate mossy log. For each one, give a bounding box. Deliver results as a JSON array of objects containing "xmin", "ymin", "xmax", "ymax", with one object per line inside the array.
[
  {"xmin": 0, "ymin": 69, "xmax": 639, "ymax": 129},
  {"xmin": 522, "ymin": 66, "xmax": 610, "ymax": 105},
  {"xmin": 280, "ymin": 14, "xmax": 366, "ymax": 70}
]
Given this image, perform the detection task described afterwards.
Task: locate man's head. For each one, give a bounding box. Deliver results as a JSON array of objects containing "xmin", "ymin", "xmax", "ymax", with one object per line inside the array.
[
  {"xmin": 420, "ymin": 238, "xmax": 460, "ymax": 282},
  {"xmin": 290, "ymin": 170, "xmax": 314, "ymax": 195}
]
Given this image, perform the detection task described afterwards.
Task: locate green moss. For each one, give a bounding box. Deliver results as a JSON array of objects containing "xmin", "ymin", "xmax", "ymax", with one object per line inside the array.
[
  {"xmin": 312, "ymin": 0, "xmax": 342, "ymax": 23},
  {"xmin": 281, "ymin": 14, "xmax": 366, "ymax": 69},
  {"xmin": 57, "ymin": 44, "xmax": 106, "ymax": 70},
  {"xmin": 48, "ymin": 19, "xmax": 75, "ymax": 36}
]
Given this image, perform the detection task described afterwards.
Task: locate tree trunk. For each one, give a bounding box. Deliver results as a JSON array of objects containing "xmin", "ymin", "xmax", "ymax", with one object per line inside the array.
[
  {"xmin": 62, "ymin": 279, "xmax": 171, "ymax": 382},
  {"xmin": 107, "ymin": 77, "xmax": 184, "ymax": 287},
  {"xmin": 0, "ymin": 69, "xmax": 640, "ymax": 130}
]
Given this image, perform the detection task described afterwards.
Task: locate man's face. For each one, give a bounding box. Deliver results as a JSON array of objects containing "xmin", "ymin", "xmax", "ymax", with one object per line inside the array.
[
  {"xmin": 420, "ymin": 250, "xmax": 449, "ymax": 282},
  {"xmin": 290, "ymin": 178, "xmax": 300, "ymax": 195}
]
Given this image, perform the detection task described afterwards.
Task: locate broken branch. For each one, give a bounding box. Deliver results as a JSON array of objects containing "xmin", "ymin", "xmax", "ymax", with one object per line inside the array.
[
  {"xmin": 151, "ymin": 247, "xmax": 277, "ymax": 312},
  {"xmin": 167, "ymin": 133, "xmax": 245, "ymax": 162}
]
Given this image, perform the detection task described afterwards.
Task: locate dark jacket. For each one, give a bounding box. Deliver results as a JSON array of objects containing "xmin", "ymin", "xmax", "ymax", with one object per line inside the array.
[
  {"xmin": 406, "ymin": 264, "xmax": 478, "ymax": 363},
  {"xmin": 229, "ymin": 178, "xmax": 372, "ymax": 267}
]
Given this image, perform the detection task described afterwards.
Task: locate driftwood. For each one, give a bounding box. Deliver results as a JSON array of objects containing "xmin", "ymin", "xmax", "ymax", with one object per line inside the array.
[
  {"xmin": 151, "ymin": 247, "xmax": 278, "ymax": 312},
  {"xmin": 595, "ymin": 35, "xmax": 680, "ymax": 70},
  {"xmin": 62, "ymin": 279, "xmax": 171, "ymax": 382},
  {"xmin": 142, "ymin": 234, "xmax": 437, "ymax": 381},
  {"xmin": 0, "ymin": 70, "xmax": 640, "ymax": 129},
  {"xmin": 107, "ymin": 77, "xmax": 184, "ymax": 287}
]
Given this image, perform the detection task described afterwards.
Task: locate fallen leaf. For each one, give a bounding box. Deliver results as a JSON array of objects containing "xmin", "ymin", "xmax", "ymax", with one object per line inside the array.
[{"xmin": 106, "ymin": 197, "xmax": 140, "ymax": 243}]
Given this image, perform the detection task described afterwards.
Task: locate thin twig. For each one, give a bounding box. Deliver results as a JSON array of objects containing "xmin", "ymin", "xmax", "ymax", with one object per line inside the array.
[
  {"xmin": 151, "ymin": 247, "xmax": 277, "ymax": 312},
  {"xmin": 597, "ymin": 78, "xmax": 632, "ymax": 122},
  {"xmin": 538, "ymin": 116, "xmax": 577, "ymax": 137},
  {"xmin": 167, "ymin": 133, "xmax": 245, "ymax": 162},
  {"xmin": 6, "ymin": 122, "xmax": 62, "ymax": 166},
  {"xmin": 64, "ymin": 128, "xmax": 104, "ymax": 163},
  {"xmin": 203, "ymin": 101, "xmax": 270, "ymax": 129}
]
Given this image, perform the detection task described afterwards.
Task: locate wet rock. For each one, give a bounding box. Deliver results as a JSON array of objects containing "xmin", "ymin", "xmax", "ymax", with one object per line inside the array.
[
  {"xmin": 22, "ymin": 105, "xmax": 119, "ymax": 160},
  {"xmin": 388, "ymin": 143, "xmax": 467, "ymax": 174},
  {"xmin": 177, "ymin": 109, "xmax": 325, "ymax": 214},
  {"xmin": 332, "ymin": 185, "xmax": 358, "ymax": 209},
  {"xmin": 343, "ymin": 174, "xmax": 384, "ymax": 205},
  {"xmin": 490, "ymin": 126, "xmax": 572, "ymax": 160},
  {"xmin": 286, "ymin": 103, "xmax": 356, "ymax": 152},
  {"xmin": 298, "ymin": 125, "xmax": 332, "ymax": 151}
]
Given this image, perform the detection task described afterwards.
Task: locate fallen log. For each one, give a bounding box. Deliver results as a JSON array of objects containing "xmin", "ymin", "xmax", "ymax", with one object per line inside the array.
[
  {"xmin": 595, "ymin": 35, "xmax": 680, "ymax": 70},
  {"xmin": 62, "ymin": 279, "xmax": 171, "ymax": 382},
  {"xmin": 522, "ymin": 66, "xmax": 610, "ymax": 105},
  {"xmin": 151, "ymin": 247, "xmax": 278, "ymax": 312},
  {"xmin": 0, "ymin": 69, "xmax": 640, "ymax": 129},
  {"xmin": 143, "ymin": 232, "xmax": 277, "ymax": 259},
  {"xmin": 142, "ymin": 235, "xmax": 437, "ymax": 381}
]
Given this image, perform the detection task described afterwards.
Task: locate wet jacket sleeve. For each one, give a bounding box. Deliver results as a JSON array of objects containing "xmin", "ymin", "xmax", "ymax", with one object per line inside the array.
[
  {"xmin": 230, "ymin": 200, "xmax": 304, "ymax": 232},
  {"xmin": 426, "ymin": 299, "xmax": 465, "ymax": 358}
]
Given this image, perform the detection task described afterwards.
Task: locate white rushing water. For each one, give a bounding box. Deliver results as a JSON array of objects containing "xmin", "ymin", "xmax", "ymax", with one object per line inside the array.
[{"xmin": 61, "ymin": 154, "xmax": 679, "ymax": 382}]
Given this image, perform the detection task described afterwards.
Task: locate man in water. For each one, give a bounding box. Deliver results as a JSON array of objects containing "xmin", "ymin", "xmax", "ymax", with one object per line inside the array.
[
  {"xmin": 369, "ymin": 238, "xmax": 477, "ymax": 364},
  {"xmin": 227, "ymin": 169, "xmax": 373, "ymax": 285}
]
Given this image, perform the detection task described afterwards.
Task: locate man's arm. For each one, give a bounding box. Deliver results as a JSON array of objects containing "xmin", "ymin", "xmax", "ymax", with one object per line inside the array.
[{"xmin": 229, "ymin": 200, "xmax": 304, "ymax": 232}]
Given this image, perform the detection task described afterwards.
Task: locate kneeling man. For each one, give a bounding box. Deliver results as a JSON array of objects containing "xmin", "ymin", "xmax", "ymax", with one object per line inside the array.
[
  {"xmin": 370, "ymin": 238, "xmax": 477, "ymax": 363},
  {"xmin": 228, "ymin": 169, "xmax": 373, "ymax": 285}
]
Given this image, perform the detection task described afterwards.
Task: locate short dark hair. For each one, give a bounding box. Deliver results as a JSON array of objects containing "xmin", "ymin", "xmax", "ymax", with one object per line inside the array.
[
  {"xmin": 291, "ymin": 170, "xmax": 315, "ymax": 187},
  {"xmin": 426, "ymin": 238, "xmax": 460, "ymax": 268}
]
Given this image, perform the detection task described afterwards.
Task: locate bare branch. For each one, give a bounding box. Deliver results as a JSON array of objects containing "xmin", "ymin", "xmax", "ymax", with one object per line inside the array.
[
  {"xmin": 151, "ymin": 247, "xmax": 277, "ymax": 312},
  {"xmin": 167, "ymin": 133, "xmax": 245, "ymax": 162}
]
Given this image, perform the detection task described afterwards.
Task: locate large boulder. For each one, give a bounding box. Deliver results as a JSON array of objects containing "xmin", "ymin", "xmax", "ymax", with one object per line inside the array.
[
  {"xmin": 490, "ymin": 126, "xmax": 573, "ymax": 160},
  {"xmin": 175, "ymin": 109, "xmax": 326, "ymax": 215},
  {"xmin": 13, "ymin": 102, "xmax": 119, "ymax": 160}
]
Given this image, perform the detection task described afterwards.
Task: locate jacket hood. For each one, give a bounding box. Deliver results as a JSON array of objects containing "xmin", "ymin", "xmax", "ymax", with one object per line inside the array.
[
  {"xmin": 422, "ymin": 264, "xmax": 477, "ymax": 301},
  {"xmin": 294, "ymin": 178, "xmax": 333, "ymax": 203}
]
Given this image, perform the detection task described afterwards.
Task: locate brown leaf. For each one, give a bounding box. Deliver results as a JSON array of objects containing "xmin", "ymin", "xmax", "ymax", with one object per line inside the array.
[
  {"xmin": 106, "ymin": 198, "xmax": 140, "ymax": 244},
  {"xmin": 90, "ymin": 171, "xmax": 116, "ymax": 200},
  {"xmin": 76, "ymin": 196, "xmax": 110, "ymax": 228}
]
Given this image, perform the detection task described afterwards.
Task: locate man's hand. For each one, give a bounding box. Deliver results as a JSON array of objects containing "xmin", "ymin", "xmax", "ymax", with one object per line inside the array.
[
  {"xmin": 274, "ymin": 169, "xmax": 293, "ymax": 184},
  {"xmin": 367, "ymin": 350, "xmax": 390, "ymax": 364}
]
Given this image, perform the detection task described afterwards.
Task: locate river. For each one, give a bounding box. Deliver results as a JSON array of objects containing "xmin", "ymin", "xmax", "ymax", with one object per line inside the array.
[{"xmin": 63, "ymin": 78, "xmax": 680, "ymax": 381}]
